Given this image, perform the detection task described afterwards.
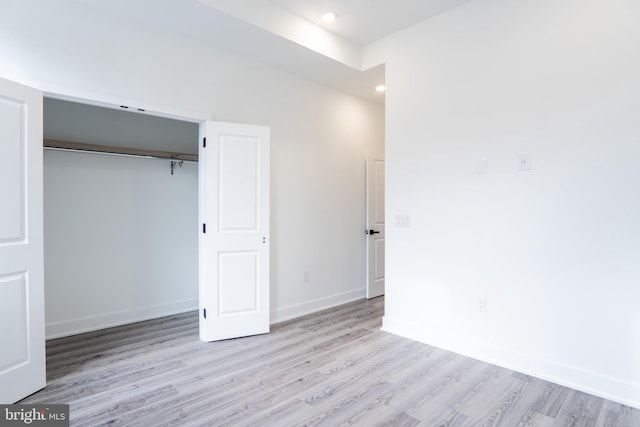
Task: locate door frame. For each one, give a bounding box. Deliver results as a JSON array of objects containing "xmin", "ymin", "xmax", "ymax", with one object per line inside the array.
[
  {"xmin": 42, "ymin": 88, "xmax": 273, "ymax": 340},
  {"xmin": 40, "ymin": 87, "xmax": 211, "ymax": 334},
  {"xmin": 44, "ymin": 88, "xmax": 208, "ymax": 126}
]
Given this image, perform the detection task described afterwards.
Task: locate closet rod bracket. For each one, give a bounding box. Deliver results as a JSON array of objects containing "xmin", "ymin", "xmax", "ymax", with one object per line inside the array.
[{"xmin": 170, "ymin": 160, "xmax": 184, "ymax": 175}]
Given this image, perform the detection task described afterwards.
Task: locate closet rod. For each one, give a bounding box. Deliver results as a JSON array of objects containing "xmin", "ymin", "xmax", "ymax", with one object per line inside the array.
[{"xmin": 43, "ymin": 139, "xmax": 198, "ymax": 162}]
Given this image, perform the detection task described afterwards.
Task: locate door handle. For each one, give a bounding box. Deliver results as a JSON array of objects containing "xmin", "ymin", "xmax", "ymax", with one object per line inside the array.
[{"xmin": 366, "ymin": 229, "xmax": 380, "ymax": 235}]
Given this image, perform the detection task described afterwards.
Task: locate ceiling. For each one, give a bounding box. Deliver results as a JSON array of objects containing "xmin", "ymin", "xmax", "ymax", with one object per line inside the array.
[
  {"xmin": 73, "ymin": 0, "xmax": 475, "ymax": 104},
  {"xmin": 268, "ymin": 0, "xmax": 475, "ymax": 46}
]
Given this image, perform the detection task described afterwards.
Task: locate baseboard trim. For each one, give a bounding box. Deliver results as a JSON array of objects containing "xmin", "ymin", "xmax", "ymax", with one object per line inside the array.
[
  {"xmin": 271, "ymin": 289, "xmax": 366, "ymax": 324},
  {"xmin": 46, "ymin": 298, "xmax": 198, "ymax": 339},
  {"xmin": 46, "ymin": 290, "xmax": 368, "ymax": 339},
  {"xmin": 382, "ymin": 315, "xmax": 640, "ymax": 410}
]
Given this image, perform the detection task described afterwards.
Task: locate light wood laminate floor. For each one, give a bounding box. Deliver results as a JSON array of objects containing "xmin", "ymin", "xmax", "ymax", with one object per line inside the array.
[{"xmin": 21, "ymin": 297, "xmax": 639, "ymax": 426}]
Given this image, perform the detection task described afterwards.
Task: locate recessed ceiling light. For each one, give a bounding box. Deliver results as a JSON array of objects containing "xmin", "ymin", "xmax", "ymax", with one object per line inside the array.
[
  {"xmin": 322, "ymin": 12, "xmax": 337, "ymax": 23},
  {"xmin": 375, "ymin": 84, "xmax": 386, "ymax": 93}
]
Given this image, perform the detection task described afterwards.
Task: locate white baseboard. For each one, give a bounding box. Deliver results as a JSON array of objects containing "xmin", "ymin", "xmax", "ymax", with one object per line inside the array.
[
  {"xmin": 382, "ymin": 315, "xmax": 640, "ymax": 410},
  {"xmin": 46, "ymin": 290, "xmax": 368, "ymax": 339},
  {"xmin": 271, "ymin": 288, "xmax": 366, "ymax": 324},
  {"xmin": 45, "ymin": 298, "xmax": 198, "ymax": 339}
]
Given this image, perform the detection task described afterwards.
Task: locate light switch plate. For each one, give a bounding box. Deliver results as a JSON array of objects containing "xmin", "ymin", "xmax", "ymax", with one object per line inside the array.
[
  {"xmin": 395, "ymin": 215, "xmax": 410, "ymax": 228},
  {"xmin": 477, "ymin": 157, "xmax": 487, "ymax": 174},
  {"xmin": 518, "ymin": 154, "xmax": 532, "ymax": 170}
]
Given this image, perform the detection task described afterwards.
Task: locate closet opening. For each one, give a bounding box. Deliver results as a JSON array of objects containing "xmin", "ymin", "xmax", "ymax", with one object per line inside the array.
[{"xmin": 43, "ymin": 97, "xmax": 200, "ymax": 339}]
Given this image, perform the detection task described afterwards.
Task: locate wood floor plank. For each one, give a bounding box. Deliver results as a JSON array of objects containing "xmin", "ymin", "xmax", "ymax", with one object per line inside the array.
[
  {"xmin": 461, "ymin": 374, "xmax": 534, "ymax": 426},
  {"xmin": 177, "ymin": 336, "xmax": 404, "ymax": 425},
  {"xmin": 405, "ymin": 362, "xmax": 501, "ymax": 423},
  {"xmin": 495, "ymin": 376, "xmax": 565, "ymax": 427},
  {"xmin": 527, "ymin": 379, "xmax": 573, "ymax": 419},
  {"xmin": 286, "ymin": 380, "xmax": 396, "ymax": 427},
  {"xmin": 595, "ymin": 401, "xmax": 640, "ymax": 427},
  {"xmin": 516, "ymin": 410, "xmax": 556, "ymax": 427},
  {"xmin": 552, "ymin": 389, "xmax": 605, "ymax": 427},
  {"xmin": 19, "ymin": 297, "xmax": 638, "ymax": 426}
]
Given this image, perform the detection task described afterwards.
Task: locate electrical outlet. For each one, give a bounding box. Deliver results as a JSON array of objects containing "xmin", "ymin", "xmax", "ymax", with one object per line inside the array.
[
  {"xmin": 477, "ymin": 297, "xmax": 488, "ymax": 313},
  {"xmin": 303, "ymin": 271, "xmax": 310, "ymax": 283}
]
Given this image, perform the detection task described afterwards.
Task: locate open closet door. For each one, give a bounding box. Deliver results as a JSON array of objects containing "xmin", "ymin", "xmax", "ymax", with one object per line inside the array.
[
  {"xmin": 199, "ymin": 121, "xmax": 270, "ymax": 342},
  {"xmin": 0, "ymin": 78, "xmax": 46, "ymax": 403}
]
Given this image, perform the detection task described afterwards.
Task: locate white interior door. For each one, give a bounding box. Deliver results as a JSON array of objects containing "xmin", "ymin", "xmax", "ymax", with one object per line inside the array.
[
  {"xmin": 366, "ymin": 152, "xmax": 385, "ymax": 299},
  {"xmin": 199, "ymin": 121, "xmax": 270, "ymax": 342},
  {"xmin": 0, "ymin": 78, "xmax": 46, "ymax": 403}
]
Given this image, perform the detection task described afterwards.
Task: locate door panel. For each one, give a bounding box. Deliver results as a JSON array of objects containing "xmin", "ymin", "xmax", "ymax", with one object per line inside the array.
[
  {"xmin": 374, "ymin": 238, "xmax": 385, "ymax": 280},
  {"xmin": 366, "ymin": 153, "xmax": 385, "ymax": 299},
  {"xmin": 199, "ymin": 121, "xmax": 269, "ymax": 342},
  {"xmin": 0, "ymin": 77, "xmax": 45, "ymax": 403},
  {"xmin": 0, "ymin": 96, "xmax": 26, "ymax": 241},
  {"xmin": 373, "ymin": 158, "xmax": 385, "ymax": 226},
  {"xmin": 219, "ymin": 135, "xmax": 259, "ymax": 231},
  {"xmin": 219, "ymin": 251, "xmax": 258, "ymax": 315},
  {"xmin": 0, "ymin": 273, "xmax": 29, "ymax": 372}
]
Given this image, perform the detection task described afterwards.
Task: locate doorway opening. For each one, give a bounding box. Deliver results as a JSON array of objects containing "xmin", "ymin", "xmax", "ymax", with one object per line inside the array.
[{"xmin": 43, "ymin": 97, "xmax": 200, "ymax": 339}]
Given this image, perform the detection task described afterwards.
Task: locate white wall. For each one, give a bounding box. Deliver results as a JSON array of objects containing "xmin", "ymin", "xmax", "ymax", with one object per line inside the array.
[
  {"xmin": 366, "ymin": 0, "xmax": 640, "ymax": 408},
  {"xmin": 0, "ymin": 1, "xmax": 384, "ymax": 335}
]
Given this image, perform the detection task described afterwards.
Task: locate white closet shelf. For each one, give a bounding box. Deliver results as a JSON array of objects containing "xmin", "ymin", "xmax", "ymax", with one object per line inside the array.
[{"xmin": 43, "ymin": 139, "xmax": 198, "ymax": 162}]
